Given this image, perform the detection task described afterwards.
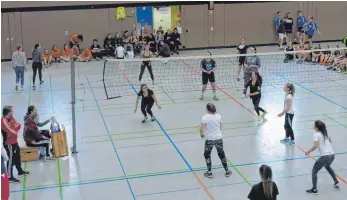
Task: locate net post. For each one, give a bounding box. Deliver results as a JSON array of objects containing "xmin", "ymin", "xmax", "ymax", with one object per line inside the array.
[{"xmin": 71, "ymin": 59, "xmax": 78, "ymax": 154}]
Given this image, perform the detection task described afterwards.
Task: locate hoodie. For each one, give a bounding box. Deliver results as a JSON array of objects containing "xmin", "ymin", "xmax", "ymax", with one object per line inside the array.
[
  {"xmin": 24, "ymin": 114, "xmax": 50, "ymax": 127},
  {"xmin": 23, "ymin": 118, "xmax": 44, "ymax": 143},
  {"xmin": 1, "ymin": 116, "xmax": 21, "ymax": 145}
]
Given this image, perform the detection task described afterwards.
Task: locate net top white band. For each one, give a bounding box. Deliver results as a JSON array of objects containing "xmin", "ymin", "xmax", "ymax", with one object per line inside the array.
[{"xmin": 105, "ymin": 47, "xmax": 347, "ymax": 63}]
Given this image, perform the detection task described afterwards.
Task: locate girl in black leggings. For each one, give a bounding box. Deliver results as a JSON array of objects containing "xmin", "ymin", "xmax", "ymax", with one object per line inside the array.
[
  {"xmin": 139, "ymin": 45, "xmax": 155, "ymax": 84},
  {"xmin": 244, "ymin": 71, "xmax": 267, "ymax": 120},
  {"xmin": 31, "ymin": 44, "xmax": 44, "ymax": 90},
  {"xmin": 134, "ymin": 84, "xmax": 161, "ymax": 123}
]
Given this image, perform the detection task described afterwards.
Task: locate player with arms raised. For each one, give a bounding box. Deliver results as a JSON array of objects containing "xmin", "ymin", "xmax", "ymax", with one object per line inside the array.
[{"xmin": 200, "ymin": 51, "xmax": 218, "ymax": 101}]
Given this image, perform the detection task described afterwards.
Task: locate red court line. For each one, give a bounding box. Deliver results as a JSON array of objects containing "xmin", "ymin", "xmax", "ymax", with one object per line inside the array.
[
  {"xmin": 117, "ymin": 63, "xmax": 216, "ymax": 199},
  {"xmin": 180, "ymin": 59, "xmax": 347, "ymax": 185},
  {"xmin": 180, "ymin": 59, "xmax": 256, "ymax": 116}
]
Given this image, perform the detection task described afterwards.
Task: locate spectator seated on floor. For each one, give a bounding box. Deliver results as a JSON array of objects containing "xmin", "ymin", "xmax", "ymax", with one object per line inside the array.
[
  {"xmin": 115, "ymin": 44, "xmax": 126, "ymax": 59},
  {"xmin": 71, "ymin": 45, "xmax": 80, "ymax": 60},
  {"xmin": 305, "ymin": 45, "xmax": 313, "ymax": 62},
  {"xmin": 155, "ymin": 40, "xmax": 171, "ymax": 58},
  {"xmin": 90, "ymin": 39, "xmax": 103, "ymax": 60},
  {"xmin": 311, "ymin": 44, "xmax": 321, "ymax": 64},
  {"xmin": 284, "ymin": 42, "xmax": 295, "ymax": 63},
  {"xmin": 103, "ymin": 34, "xmax": 115, "ymax": 57},
  {"xmin": 295, "ymin": 43, "xmax": 307, "ymax": 64},
  {"xmin": 115, "ymin": 32, "xmax": 123, "ymax": 47},
  {"xmin": 77, "ymin": 48, "xmax": 92, "ymax": 62},
  {"xmin": 60, "ymin": 44, "xmax": 72, "ymax": 62},
  {"xmin": 42, "ymin": 49, "xmax": 52, "ymax": 68},
  {"xmin": 171, "ymin": 28, "xmax": 182, "ymax": 54},
  {"xmin": 325, "ymin": 45, "xmax": 341, "ymax": 66},
  {"xmin": 319, "ymin": 44, "xmax": 331, "ymax": 65},
  {"xmin": 126, "ymin": 45, "xmax": 134, "ymax": 59},
  {"xmin": 24, "ymin": 105, "xmax": 54, "ymax": 160},
  {"xmin": 51, "ymin": 45, "xmax": 61, "ymax": 62}
]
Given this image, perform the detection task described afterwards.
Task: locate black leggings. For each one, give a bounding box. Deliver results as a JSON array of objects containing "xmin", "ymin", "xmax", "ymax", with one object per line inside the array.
[
  {"xmin": 32, "ymin": 62, "xmax": 43, "ymax": 85},
  {"xmin": 4, "ymin": 143, "xmax": 24, "ymax": 178},
  {"xmin": 284, "ymin": 113, "xmax": 295, "ymax": 140},
  {"xmin": 251, "ymin": 95, "xmax": 266, "ymax": 116},
  {"xmin": 204, "ymin": 139, "xmax": 229, "ymax": 172},
  {"xmin": 141, "ymin": 101, "xmax": 154, "ymax": 117},
  {"xmin": 139, "ymin": 63, "xmax": 154, "ymax": 81}
]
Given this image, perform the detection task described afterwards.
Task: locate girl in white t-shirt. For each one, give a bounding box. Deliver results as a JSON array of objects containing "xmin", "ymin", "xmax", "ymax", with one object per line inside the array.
[
  {"xmin": 305, "ymin": 120, "xmax": 339, "ymax": 194},
  {"xmin": 278, "ymin": 83, "xmax": 295, "ymax": 146},
  {"xmin": 200, "ymin": 103, "xmax": 231, "ymax": 178}
]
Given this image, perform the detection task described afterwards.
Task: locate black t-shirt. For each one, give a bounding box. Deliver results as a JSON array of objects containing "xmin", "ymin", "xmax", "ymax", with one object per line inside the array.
[
  {"xmin": 201, "ymin": 59, "xmax": 216, "ymax": 73},
  {"xmin": 90, "ymin": 44, "xmax": 101, "ymax": 50},
  {"xmin": 237, "ymin": 44, "xmax": 249, "ymax": 54},
  {"xmin": 245, "ymin": 79, "xmax": 262, "ymax": 97},
  {"xmin": 248, "ymin": 182, "xmax": 279, "ymax": 200},
  {"xmin": 278, "ymin": 23, "xmax": 285, "ymax": 34},
  {"xmin": 284, "ymin": 17, "xmax": 294, "ymax": 31},
  {"xmin": 137, "ymin": 89, "xmax": 154, "ymax": 103}
]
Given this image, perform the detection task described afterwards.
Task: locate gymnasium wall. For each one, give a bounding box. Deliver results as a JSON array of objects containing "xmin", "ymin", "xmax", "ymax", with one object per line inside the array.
[{"xmin": 2, "ymin": 1, "xmax": 347, "ymax": 60}]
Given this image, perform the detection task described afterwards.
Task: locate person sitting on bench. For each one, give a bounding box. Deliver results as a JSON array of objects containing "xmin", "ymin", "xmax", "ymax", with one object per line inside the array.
[{"xmin": 24, "ymin": 106, "xmax": 54, "ymax": 160}]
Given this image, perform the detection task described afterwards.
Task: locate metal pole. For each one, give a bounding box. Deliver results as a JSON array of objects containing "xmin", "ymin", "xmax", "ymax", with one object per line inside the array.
[{"xmin": 71, "ymin": 60, "xmax": 78, "ymax": 154}]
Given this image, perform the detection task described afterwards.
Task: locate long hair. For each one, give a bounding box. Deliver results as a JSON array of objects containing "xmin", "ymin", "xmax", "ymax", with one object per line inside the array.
[
  {"xmin": 253, "ymin": 71, "xmax": 263, "ymax": 85},
  {"xmin": 259, "ymin": 164, "xmax": 273, "ymax": 199},
  {"xmin": 26, "ymin": 105, "xmax": 35, "ymax": 116},
  {"xmin": 34, "ymin": 44, "xmax": 40, "ymax": 50},
  {"xmin": 314, "ymin": 120, "xmax": 329, "ymax": 141},
  {"xmin": 206, "ymin": 103, "xmax": 217, "ymax": 114},
  {"xmin": 285, "ymin": 83, "xmax": 295, "ymax": 96},
  {"xmin": 140, "ymin": 84, "xmax": 148, "ymax": 91}
]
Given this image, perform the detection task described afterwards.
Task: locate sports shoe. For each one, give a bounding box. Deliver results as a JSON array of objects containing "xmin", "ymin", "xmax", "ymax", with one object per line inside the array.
[
  {"xmin": 40, "ymin": 80, "xmax": 44, "ymax": 85},
  {"xmin": 9, "ymin": 177, "xmax": 21, "ymax": 183},
  {"xmin": 142, "ymin": 116, "xmax": 148, "ymax": 123},
  {"xmin": 306, "ymin": 188, "xmax": 318, "ymax": 195},
  {"xmin": 199, "ymin": 95, "xmax": 204, "ymax": 100},
  {"xmin": 44, "ymin": 156, "xmax": 54, "ymax": 161},
  {"xmin": 204, "ymin": 171, "xmax": 213, "ymax": 178},
  {"xmin": 334, "ymin": 181, "xmax": 339, "ymax": 188},
  {"xmin": 237, "ymin": 77, "xmax": 240, "ymax": 82},
  {"xmin": 257, "ymin": 115, "xmax": 262, "ymax": 121},
  {"xmin": 261, "ymin": 111, "xmax": 268, "ymax": 118},
  {"xmin": 213, "ymin": 95, "xmax": 219, "ymax": 101},
  {"xmin": 225, "ymin": 170, "xmax": 232, "ymax": 177},
  {"xmin": 280, "ymin": 138, "xmax": 290, "ymax": 143},
  {"xmin": 286, "ymin": 141, "xmax": 296, "ymax": 146},
  {"xmin": 327, "ymin": 66, "xmax": 333, "ymax": 70},
  {"xmin": 18, "ymin": 171, "xmax": 30, "ymax": 176},
  {"xmin": 152, "ymin": 80, "xmax": 155, "ymax": 85},
  {"xmin": 344, "ymin": 70, "xmax": 347, "ymax": 74},
  {"xmin": 33, "ymin": 85, "xmax": 36, "ymax": 91},
  {"xmin": 15, "ymin": 85, "xmax": 18, "ymax": 91},
  {"xmin": 151, "ymin": 116, "xmax": 156, "ymax": 121},
  {"xmin": 20, "ymin": 86, "xmax": 24, "ymax": 91},
  {"xmin": 337, "ymin": 69, "xmax": 343, "ymax": 73}
]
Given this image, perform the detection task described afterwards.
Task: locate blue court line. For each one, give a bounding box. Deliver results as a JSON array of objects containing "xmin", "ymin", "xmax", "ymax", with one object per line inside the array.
[
  {"xmin": 86, "ymin": 76, "xmax": 136, "ymax": 199},
  {"xmin": 278, "ymin": 74, "xmax": 347, "ymax": 110},
  {"xmin": 10, "ymin": 151, "xmax": 347, "ymax": 194},
  {"xmin": 135, "ymin": 167, "xmax": 347, "ymax": 197}
]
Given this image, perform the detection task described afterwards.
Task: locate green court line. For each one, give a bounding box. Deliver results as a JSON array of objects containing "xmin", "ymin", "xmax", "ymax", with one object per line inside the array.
[
  {"xmin": 226, "ymin": 158, "xmax": 253, "ymax": 187},
  {"xmin": 50, "ymin": 74, "xmax": 64, "ymax": 200},
  {"xmin": 21, "ymin": 162, "xmax": 28, "ymax": 200},
  {"xmin": 157, "ymin": 84, "xmax": 176, "ymax": 103}
]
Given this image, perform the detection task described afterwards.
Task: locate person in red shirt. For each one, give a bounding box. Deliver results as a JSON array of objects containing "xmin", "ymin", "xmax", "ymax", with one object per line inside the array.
[
  {"xmin": 1, "ymin": 134, "xmax": 10, "ymax": 200},
  {"xmin": 1, "ymin": 106, "xmax": 30, "ymax": 183}
]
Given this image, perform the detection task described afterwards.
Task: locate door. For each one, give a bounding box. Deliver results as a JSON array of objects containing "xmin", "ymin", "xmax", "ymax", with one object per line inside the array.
[
  {"xmin": 1, "ymin": 13, "xmax": 11, "ymax": 60},
  {"xmin": 8, "ymin": 12, "xmax": 23, "ymax": 54}
]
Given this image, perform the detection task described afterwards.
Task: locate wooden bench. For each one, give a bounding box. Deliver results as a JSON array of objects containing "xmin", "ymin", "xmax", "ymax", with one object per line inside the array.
[{"xmin": 18, "ymin": 138, "xmax": 39, "ymax": 162}]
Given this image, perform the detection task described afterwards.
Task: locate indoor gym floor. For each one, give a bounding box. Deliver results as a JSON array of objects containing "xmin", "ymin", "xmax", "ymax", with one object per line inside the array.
[{"xmin": 1, "ymin": 45, "xmax": 347, "ymax": 200}]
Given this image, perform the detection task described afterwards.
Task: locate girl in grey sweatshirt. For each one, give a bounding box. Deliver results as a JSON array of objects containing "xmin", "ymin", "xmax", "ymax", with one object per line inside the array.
[
  {"xmin": 243, "ymin": 47, "xmax": 261, "ymax": 94},
  {"xmin": 12, "ymin": 44, "xmax": 27, "ymax": 91}
]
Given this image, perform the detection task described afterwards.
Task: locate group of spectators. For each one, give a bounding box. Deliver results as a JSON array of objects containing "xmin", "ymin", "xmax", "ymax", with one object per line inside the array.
[
  {"xmin": 275, "ymin": 11, "xmax": 319, "ymax": 50},
  {"xmin": 1, "ymin": 105, "xmax": 55, "ymax": 185}
]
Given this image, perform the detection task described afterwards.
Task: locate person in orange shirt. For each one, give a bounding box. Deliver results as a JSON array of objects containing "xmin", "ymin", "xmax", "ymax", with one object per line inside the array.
[
  {"xmin": 42, "ymin": 49, "xmax": 52, "ymax": 68},
  {"xmin": 51, "ymin": 45, "xmax": 61, "ymax": 62},
  {"xmin": 69, "ymin": 34, "xmax": 83, "ymax": 50},
  {"xmin": 60, "ymin": 44, "xmax": 71, "ymax": 62},
  {"xmin": 77, "ymin": 48, "xmax": 92, "ymax": 62}
]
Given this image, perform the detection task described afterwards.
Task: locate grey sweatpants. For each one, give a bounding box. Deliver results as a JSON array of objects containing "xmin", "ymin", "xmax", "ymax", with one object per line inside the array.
[
  {"xmin": 243, "ymin": 73, "xmax": 251, "ymax": 94},
  {"xmin": 312, "ymin": 154, "xmax": 338, "ymax": 188}
]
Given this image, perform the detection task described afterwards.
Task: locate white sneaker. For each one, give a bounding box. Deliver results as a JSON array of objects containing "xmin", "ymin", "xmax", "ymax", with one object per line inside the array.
[
  {"xmin": 151, "ymin": 116, "xmax": 156, "ymax": 121},
  {"xmin": 199, "ymin": 95, "xmax": 204, "ymax": 100},
  {"xmin": 142, "ymin": 116, "xmax": 148, "ymax": 123}
]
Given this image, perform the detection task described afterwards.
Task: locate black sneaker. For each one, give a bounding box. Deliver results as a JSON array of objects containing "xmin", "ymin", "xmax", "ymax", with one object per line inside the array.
[
  {"xmin": 306, "ymin": 188, "xmax": 318, "ymax": 195},
  {"xmin": 327, "ymin": 67, "xmax": 333, "ymax": 70},
  {"xmin": 334, "ymin": 181, "xmax": 339, "ymax": 188},
  {"xmin": 33, "ymin": 85, "xmax": 36, "ymax": 91},
  {"xmin": 225, "ymin": 170, "xmax": 232, "ymax": 177},
  {"xmin": 18, "ymin": 171, "xmax": 30, "ymax": 176},
  {"xmin": 142, "ymin": 116, "xmax": 148, "ymax": 123},
  {"xmin": 9, "ymin": 177, "xmax": 21, "ymax": 183},
  {"xmin": 40, "ymin": 80, "xmax": 44, "ymax": 85},
  {"xmin": 204, "ymin": 171, "xmax": 213, "ymax": 178}
]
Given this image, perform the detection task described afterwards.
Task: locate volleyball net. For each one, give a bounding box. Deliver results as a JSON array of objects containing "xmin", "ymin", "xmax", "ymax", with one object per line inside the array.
[{"xmin": 103, "ymin": 47, "xmax": 347, "ymax": 99}]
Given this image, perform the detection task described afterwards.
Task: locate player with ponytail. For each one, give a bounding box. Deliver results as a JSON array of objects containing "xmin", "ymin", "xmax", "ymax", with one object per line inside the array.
[
  {"xmin": 305, "ymin": 120, "xmax": 339, "ymax": 194},
  {"xmin": 278, "ymin": 83, "xmax": 296, "ymax": 146},
  {"xmin": 248, "ymin": 164, "xmax": 279, "ymax": 200}
]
